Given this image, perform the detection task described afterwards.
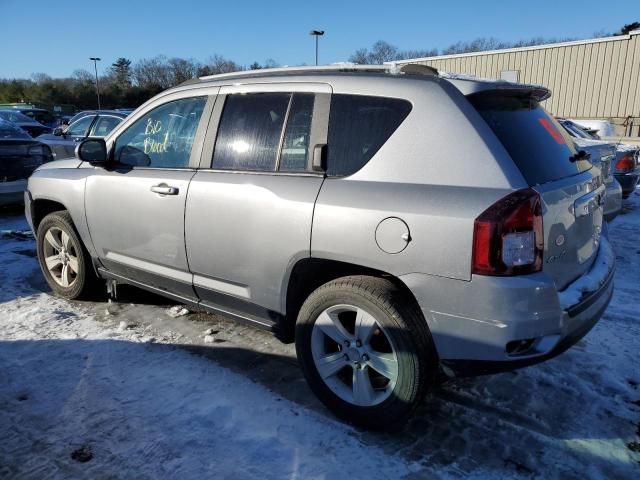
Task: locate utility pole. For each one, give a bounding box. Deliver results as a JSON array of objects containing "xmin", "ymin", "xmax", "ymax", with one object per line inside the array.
[{"xmin": 89, "ymin": 57, "xmax": 101, "ymax": 109}]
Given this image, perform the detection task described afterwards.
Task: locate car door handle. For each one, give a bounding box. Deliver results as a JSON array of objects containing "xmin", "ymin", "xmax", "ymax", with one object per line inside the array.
[{"xmin": 150, "ymin": 184, "xmax": 179, "ymax": 195}]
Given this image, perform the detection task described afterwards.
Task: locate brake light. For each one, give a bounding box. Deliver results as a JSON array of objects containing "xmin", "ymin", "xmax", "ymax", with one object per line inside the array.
[
  {"xmin": 472, "ymin": 188, "xmax": 544, "ymax": 276},
  {"xmin": 616, "ymin": 153, "xmax": 635, "ymax": 173}
]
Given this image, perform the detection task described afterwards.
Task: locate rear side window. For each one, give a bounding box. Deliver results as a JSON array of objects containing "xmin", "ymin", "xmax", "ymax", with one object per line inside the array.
[
  {"xmin": 213, "ymin": 93, "xmax": 290, "ymax": 171},
  {"xmin": 470, "ymin": 92, "xmax": 591, "ymax": 185},
  {"xmin": 327, "ymin": 95, "xmax": 411, "ymax": 176}
]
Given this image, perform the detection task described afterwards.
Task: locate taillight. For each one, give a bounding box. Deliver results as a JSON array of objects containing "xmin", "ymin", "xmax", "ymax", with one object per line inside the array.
[
  {"xmin": 615, "ymin": 153, "xmax": 635, "ymax": 173},
  {"xmin": 472, "ymin": 188, "xmax": 544, "ymax": 276}
]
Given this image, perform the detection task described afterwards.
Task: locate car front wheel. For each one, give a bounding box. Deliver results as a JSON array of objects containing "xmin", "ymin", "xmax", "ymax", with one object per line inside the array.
[
  {"xmin": 295, "ymin": 275, "xmax": 438, "ymax": 430},
  {"xmin": 36, "ymin": 211, "xmax": 98, "ymax": 299}
]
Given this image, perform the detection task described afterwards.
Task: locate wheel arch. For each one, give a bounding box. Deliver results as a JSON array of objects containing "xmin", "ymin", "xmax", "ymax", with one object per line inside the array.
[
  {"xmin": 31, "ymin": 199, "xmax": 68, "ymax": 231},
  {"xmin": 31, "ymin": 197, "xmax": 101, "ymax": 277},
  {"xmin": 281, "ymin": 257, "xmax": 425, "ymax": 343}
]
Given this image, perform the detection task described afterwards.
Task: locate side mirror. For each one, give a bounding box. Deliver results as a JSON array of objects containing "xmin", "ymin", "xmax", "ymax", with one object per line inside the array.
[
  {"xmin": 53, "ymin": 127, "xmax": 64, "ymax": 136},
  {"xmin": 76, "ymin": 138, "xmax": 108, "ymax": 164}
]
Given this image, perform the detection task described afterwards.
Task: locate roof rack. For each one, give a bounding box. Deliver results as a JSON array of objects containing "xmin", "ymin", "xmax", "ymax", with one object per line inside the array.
[{"xmin": 198, "ymin": 63, "xmax": 438, "ymax": 82}]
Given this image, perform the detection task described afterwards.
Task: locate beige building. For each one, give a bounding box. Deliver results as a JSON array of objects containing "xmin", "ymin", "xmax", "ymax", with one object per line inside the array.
[{"xmin": 393, "ymin": 30, "xmax": 640, "ymax": 136}]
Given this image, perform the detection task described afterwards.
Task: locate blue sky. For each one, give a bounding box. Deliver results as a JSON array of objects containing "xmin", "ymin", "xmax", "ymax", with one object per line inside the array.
[{"xmin": 0, "ymin": 0, "xmax": 636, "ymax": 79}]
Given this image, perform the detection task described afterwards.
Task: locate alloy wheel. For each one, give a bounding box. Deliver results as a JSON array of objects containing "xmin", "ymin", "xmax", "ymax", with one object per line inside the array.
[
  {"xmin": 42, "ymin": 226, "xmax": 79, "ymax": 288},
  {"xmin": 311, "ymin": 304, "xmax": 399, "ymax": 407}
]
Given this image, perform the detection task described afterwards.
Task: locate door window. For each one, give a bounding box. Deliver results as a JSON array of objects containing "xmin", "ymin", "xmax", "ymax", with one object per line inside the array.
[
  {"xmin": 279, "ymin": 94, "xmax": 315, "ymax": 171},
  {"xmin": 90, "ymin": 115, "xmax": 123, "ymax": 137},
  {"xmin": 66, "ymin": 115, "xmax": 94, "ymax": 137},
  {"xmin": 115, "ymin": 96, "xmax": 206, "ymax": 168},
  {"xmin": 213, "ymin": 93, "xmax": 290, "ymax": 171}
]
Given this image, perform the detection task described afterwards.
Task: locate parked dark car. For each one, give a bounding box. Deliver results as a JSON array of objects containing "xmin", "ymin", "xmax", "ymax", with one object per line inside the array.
[
  {"xmin": 0, "ymin": 109, "xmax": 51, "ymax": 137},
  {"xmin": 37, "ymin": 112, "xmax": 127, "ymax": 160},
  {"xmin": 10, "ymin": 108, "xmax": 58, "ymax": 129},
  {"xmin": 0, "ymin": 119, "xmax": 53, "ymax": 205},
  {"xmin": 559, "ymin": 118, "xmax": 640, "ymax": 198}
]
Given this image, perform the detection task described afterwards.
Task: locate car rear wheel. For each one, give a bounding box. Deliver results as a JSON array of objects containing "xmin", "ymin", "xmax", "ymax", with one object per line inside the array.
[
  {"xmin": 36, "ymin": 211, "xmax": 98, "ymax": 300},
  {"xmin": 295, "ymin": 275, "xmax": 438, "ymax": 430}
]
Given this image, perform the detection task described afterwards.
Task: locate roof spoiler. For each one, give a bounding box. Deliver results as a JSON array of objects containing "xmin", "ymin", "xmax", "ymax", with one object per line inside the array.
[{"xmin": 443, "ymin": 75, "xmax": 551, "ymax": 102}]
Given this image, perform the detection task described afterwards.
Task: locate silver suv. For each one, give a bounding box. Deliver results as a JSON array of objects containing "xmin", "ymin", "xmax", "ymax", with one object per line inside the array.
[{"xmin": 25, "ymin": 65, "xmax": 615, "ymax": 429}]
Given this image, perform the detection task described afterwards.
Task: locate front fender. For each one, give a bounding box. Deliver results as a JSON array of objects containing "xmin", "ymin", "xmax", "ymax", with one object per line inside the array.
[{"xmin": 28, "ymin": 165, "xmax": 97, "ymax": 258}]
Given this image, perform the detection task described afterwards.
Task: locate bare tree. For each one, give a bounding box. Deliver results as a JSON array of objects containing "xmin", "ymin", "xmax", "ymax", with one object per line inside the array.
[
  {"xmin": 31, "ymin": 73, "xmax": 52, "ymax": 84},
  {"xmin": 618, "ymin": 21, "xmax": 640, "ymax": 35},
  {"xmin": 349, "ymin": 48, "xmax": 369, "ymax": 64},
  {"xmin": 263, "ymin": 58, "xmax": 278, "ymax": 68},
  {"xmin": 168, "ymin": 57, "xmax": 199, "ymax": 84},
  {"xmin": 201, "ymin": 54, "xmax": 243, "ymax": 75},
  {"xmin": 132, "ymin": 56, "xmax": 173, "ymax": 89},
  {"xmin": 398, "ymin": 48, "xmax": 438, "ymax": 60},
  {"xmin": 349, "ymin": 41, "xmax": 401, "ymax": 64},
  {"xmin": 72, "ymin": 69, "xmax": 93, "ymax": 82},
  {"xmin": 350, "ymin": 41, "xmax": 438, "ymax": 63},
  {"xmin": 442, "ymin": 37, "xmax": 509, "ymax": 55}
]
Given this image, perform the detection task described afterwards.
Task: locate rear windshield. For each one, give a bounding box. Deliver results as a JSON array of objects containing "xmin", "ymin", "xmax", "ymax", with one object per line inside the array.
[
  {"xmin": 0, "ymin": 110, "xmax": 34, "ymax": 123},
  {"xmin": 470, "ymin": 92, "xmax": 591, "ymax": 185},
  {"xmin": 0, "ymin": 119, "xmax": 30, "ymax": 139}
]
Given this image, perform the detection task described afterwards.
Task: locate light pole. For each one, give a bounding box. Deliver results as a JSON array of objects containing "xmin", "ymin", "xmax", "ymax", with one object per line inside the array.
[
  {"xmin": 309, "ymin": 30, "xmax": 324, "ymax": 66},
  {"xmin": 89, "ymin": 57, "xmax": 101, "ymax": 109}
]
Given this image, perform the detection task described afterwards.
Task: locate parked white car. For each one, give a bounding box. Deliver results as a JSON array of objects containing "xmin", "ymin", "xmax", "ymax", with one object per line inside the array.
[{"xmin": 570, "ymin": 119, "xmax": 617, "ymax": 138}]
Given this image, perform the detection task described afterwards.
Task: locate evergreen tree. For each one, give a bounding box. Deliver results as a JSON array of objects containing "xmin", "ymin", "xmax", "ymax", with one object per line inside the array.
[{"xmin": 110, "ymin": 58, "xmax": 132, "ymax": 88}]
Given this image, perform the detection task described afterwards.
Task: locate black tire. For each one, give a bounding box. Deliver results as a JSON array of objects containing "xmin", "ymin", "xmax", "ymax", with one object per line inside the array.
[
  {"xmin": 36, "ymin": 210, "xmax": 99, "ymax": 300},
  {"xmin": 295, "ymin": 275, "xmax": 438, "ymax": 430}
]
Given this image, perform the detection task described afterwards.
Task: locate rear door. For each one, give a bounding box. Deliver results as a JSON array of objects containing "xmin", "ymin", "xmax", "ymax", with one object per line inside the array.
[
  {"xmin": 471, "ymin": 91, "xmax": 603, "ymax": 290},
  {"xmin": 185, "ymin": 83, "xmax": 330, "ymax": 319}
]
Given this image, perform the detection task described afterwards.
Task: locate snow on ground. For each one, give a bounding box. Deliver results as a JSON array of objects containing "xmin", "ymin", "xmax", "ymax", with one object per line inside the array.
[{"xmin": 1, "ymin": 192, "xmax": 640, "ymax": 479}]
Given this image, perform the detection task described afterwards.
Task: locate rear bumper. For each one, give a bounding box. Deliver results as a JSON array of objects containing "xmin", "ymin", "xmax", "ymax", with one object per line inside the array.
[
  {"xmin": 401, "ymin": 238, "xmax": 615, "ymax": 376},
  {"xmin": 442, "ymin": 265, "xmax": 614, "ymax": 376},
  {"xmin": 0, "ymin": 180, "xmax": 27, "ymax": 206}
]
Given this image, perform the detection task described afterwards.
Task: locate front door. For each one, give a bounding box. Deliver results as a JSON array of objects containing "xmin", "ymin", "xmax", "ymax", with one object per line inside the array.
[{"xmin": 85, "ymin": 95, "xmax": 211, "ymax": 300}]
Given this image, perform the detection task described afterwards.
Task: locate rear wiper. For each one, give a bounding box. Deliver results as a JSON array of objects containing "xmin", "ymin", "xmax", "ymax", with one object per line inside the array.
[{"xmin": 569, "ymin": 150, "xmax": 591, "ymax": 163}]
